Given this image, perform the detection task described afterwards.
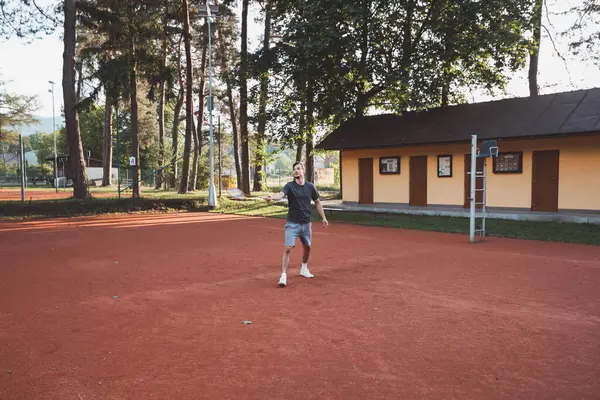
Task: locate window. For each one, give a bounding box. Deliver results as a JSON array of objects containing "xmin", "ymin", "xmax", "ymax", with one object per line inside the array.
[
  {"xmin": 379, "ymin": 156, "xmax": 400, "ymax": 174},
  {"xmin": 437, "ymin": 155, "xmax": 452, "ymax": 177},
  {"xmin": 493, "ymin": 152, "xmax": 523, "ymax": 173}
]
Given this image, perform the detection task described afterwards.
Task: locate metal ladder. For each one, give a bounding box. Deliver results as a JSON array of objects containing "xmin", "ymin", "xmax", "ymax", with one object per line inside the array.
[
  {"xmin": 469, "ymin": 134, "xmax": 497, "ymax": 242},
  {"xmin": 469, "ymin": 159, "xmax": 487, "ymax": 242}
]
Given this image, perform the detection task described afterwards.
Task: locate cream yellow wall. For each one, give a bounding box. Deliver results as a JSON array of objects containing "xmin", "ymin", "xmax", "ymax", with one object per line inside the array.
[{"xmin": 341, "ymin": 135, "xmax": 600, "ymax": 211}]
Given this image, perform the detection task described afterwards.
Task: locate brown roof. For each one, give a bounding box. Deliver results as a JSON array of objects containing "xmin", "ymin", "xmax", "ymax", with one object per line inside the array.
[{"xmin": 316, "ymin": 88, "xmax": 600, "ymax": 150}]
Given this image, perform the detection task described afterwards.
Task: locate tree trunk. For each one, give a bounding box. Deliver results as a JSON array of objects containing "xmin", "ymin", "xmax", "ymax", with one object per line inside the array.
[
  {"xmin": 128, "ymin": 3, "xmax": 140, "ymax": 198},
  {"xmin": 170, "ymin": 36, "xmax": 184, "ymax": 189},
  {"xmin": 252, "ymin": 0, "xmax": 272, "ymax": 192},
  {"xmin": 179, "ymin": 0, "xmax": 194, "ymax": 194},
  {"xmin": 239, "ymin": 0, "xmax": 251, "ymax": 194},
  {"xmin": 529, "ymin": 0, "xmax": 544, "ymax": 97},
  {"xmin": 355, "ymin": 0, "xmax": 369, "ymax": 118},
  {"xmin": 190, "ymin": 32, "xmax": 208, "ymax": 191},
  {"xmin": 296, "ymin": 89, "xmax": 306, "ymax": 163},
  {"xmin": 399, "ymin": 1, "xmax": 414, "ymax": 110},
  {"xmin": 75, "ymin": 60, "xmax": 84, "ymax": 102},
  {"xmin": 62, "ymin": 0, "xmax": 89, "ymax": 199},
  {"xmin": 102, "ymin": 96, "xmax": 113, "ymax": 186},
  {"xmin": 155, "ymin": 16, "xmax": 168, "ymax": 190},
  {"xmin": 189, "ymin": 117, "xmax": 198, "ymax": 191},
  {"xmin": 296, "ymin": 141, "xmax": 304, "ymax": 163},
  {"xmin": 218, "ymin": 30, "xmax": 242, "ymax": 190},
  {"xmin": 305, "ymin": 81, "xmax": 315, "ymax": 183},
  {"xmin": 441, "ymin": 33, "xmax": 453, "ymax": 107}
]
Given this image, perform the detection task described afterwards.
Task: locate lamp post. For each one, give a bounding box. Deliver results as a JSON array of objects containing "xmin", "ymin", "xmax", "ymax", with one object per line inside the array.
[
  {"xmin": 48, "ymin": 80, "xmax": 58, "ymax": 192},
  {"xmin": 197, "ymin": 2, "xmax": 220, "ymax": 208}
]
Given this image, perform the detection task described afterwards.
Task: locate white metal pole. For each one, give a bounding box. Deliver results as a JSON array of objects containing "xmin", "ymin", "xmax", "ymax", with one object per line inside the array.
[
  {"xmin": 49, "ymin": 81, "xmax": 58, "ymax": 192},
  {"xmin": 469, "ymin": 134, "xmax": 477, "ymax": 242},
  {"xmin": 19, "ymin": 134, "xmax": 25, "ymax": 201},
  {"xmin": 482, "ymin": 158, "xmax": 487, "ymax": 241},
  {"xmin": 207, "ymin": 4, "xmax": 218, "ymax": 208}
]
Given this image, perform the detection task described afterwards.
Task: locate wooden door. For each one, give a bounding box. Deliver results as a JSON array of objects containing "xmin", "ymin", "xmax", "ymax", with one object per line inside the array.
[
  {"xmin": 532, "ymin": 150, "xmax": 559, "ymax": 212},
  {"xmin": 464, "ymin": 154, "xmax": 485, "ymax": 208},
  {"xmin": 409, "ymin": 156, "xmax": 427, "ymax": 206},
  {"xmin": 358, "ymin": 158, "xmax": 374, "ymax": 204}
]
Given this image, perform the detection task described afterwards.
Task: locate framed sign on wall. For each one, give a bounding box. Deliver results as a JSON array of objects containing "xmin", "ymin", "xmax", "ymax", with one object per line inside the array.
[
  {"xmin": 493, "ymin": 152, "xmax": 523, "ymax": 173},
  {"xmin": 437, "ymin": 155, "xmax": 452, "ymax": 177},
  {"xmin": 379, "ymin": 156, "xmax": 400, "ymax": 174}
]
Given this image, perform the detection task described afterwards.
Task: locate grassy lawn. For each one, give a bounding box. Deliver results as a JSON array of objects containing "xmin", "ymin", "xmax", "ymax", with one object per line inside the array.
[
  {"xmin": 214, "ymin": 198, "xmax": 600, "ymax": 246},
  {"xmin": 0, "ymin": 196, "xmax": 210, "ymax": 220}
]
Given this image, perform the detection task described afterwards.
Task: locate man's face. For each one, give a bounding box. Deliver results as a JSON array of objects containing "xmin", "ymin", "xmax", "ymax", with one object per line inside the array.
[{"xmin": 293, "ymin": 164, "xmax": 304, "ymax": 179}]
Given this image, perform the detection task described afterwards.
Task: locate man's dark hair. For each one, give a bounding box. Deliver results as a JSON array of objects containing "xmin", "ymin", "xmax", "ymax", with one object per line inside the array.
[{"xmin": 293, "ymin": 161, "xmax": 304, "ymax": 170}]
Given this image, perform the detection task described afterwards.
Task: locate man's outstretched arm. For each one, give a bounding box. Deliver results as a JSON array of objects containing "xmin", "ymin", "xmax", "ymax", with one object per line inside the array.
[{"xmin": 265, "ymin": 191, "xmax": 286, "ymax": 201}]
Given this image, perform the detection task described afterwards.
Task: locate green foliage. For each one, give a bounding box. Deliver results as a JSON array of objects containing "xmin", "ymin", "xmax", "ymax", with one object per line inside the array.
[
  {"xmin": 0, "ymin": 0, "xmax": 60, "ymax": 40},
  {"xmin": 562, "ymin": 0, "xmax": 600, "ymax": 66},
  {"xmin": 78, "ymin": 105, "xmax": 105, "ymax": 160},
  {"xmin": 29, "ymin": 132, "xmax": 57, "ymax": 166},
  {"xmin": 269, "ymin": 0, "xmax": 533, "ymax": 151},
  {"xmin": 0, "ymin": 77, "xmax": 40, "ymax": 138}
]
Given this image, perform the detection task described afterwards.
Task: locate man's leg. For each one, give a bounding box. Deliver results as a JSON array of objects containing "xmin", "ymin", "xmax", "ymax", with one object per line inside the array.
[
  {"xmin": 302, "ymin": 243, "xmax": 311, "ymax": 265},
  {"xmin": 300, "ymin": 223, "xmax": 314, "ymax": 278},
  {"xmin": 279, "ymin": 223, "xmax": 299, "ymax": 287},
  {"xmin": 279, "ymin": 246, "xmax": 293, "ymax": 287},
  {"xmin": 282, "ymin": 246, "xmax": 293, "ymax": 274}
]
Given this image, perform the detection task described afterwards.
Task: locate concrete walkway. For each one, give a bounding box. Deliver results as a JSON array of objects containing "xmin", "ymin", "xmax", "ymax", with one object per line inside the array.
[{"xmin": 318, "ymin": 200, "xmax": 600, "ymax": 224}]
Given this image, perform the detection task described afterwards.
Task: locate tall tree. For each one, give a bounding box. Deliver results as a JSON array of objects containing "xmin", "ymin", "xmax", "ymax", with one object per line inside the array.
[
  {"xmin": 216, "ymin": 11, "xmax": 242, "ymax": 189},
  {"xmin": 102, "ymin": 96, "xmax": 113, "ymax": 185},
  {"xmin": 252, "ymin": 0, "xmax": 273, "ymax": 191},
  {"xmin": 179, "ymin": 0, "xmax": 194, "ymax": 194},
  {"xmin": 190, "ymin": 24, "xmax": 208, "ymax": 192},
  {"xmin": 63, "ymin": 0, "xmax": 90, "ymax": 198},
  {"xmin": 171, "ymin": 36, "xmax": 185, "ymax": 188},
  {"xmin": 239, "ymin": 0, "xmax": 251, "ymax": 194},
  {"xmin": 528, "ymin": 0, "xmax": 544, "ymax": 96},
  {"xmin": 126, "ymin": 0, "xmax": 141, "ymax": 197},
  {"xmin": 305, "ymin": 80, "xmax": 315, "ymax": 183},
  {"xmin": 155, "ymin": 13, "xmax": 169, "ymax": 190}
]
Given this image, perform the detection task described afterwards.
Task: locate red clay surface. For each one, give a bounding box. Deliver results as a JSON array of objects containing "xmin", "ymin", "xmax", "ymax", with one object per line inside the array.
[
  {"xmin": 0, "ymin": 189, "xmax": 117, "ymax": 201},
  {"xmin": 1, "ymin": 213, "xmax": 599, "ymax": 399}
]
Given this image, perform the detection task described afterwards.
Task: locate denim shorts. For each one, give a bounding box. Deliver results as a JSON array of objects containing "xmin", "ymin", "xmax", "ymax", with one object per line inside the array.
[{"xmin": 284, "ymin": 221, "xmax": 312, "ymax": 247}]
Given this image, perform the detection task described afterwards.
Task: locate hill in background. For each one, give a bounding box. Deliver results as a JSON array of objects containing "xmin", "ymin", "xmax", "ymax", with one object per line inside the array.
[{"xmin": 10, "ymin": 116, "xmax": 63, "ymax": 136}]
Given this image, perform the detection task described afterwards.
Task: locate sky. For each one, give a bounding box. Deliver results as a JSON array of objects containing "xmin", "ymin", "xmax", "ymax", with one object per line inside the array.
[{"xmin": 0, "ymin": 0, "xmax": 598, "ymax": 119}]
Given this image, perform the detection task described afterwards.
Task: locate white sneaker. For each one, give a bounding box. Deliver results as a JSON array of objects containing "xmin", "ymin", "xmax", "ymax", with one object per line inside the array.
[
  {"xmin": 278, "ymin": 273, "xmax": 287, "ymax": 287},
  {"xmin": 300, "ymin": 267, "xmax": 314, "ymax": 278}
]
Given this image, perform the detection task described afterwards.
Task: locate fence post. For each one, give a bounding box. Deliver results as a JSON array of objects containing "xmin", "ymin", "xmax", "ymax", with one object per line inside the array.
[{"xmin": 19, "ymin": 134, "xmax": 25, "ymax": 202}]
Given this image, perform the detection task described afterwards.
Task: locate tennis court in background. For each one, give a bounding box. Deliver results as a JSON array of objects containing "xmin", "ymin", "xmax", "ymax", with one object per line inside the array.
[
  {"xmin": 0, "ymin": 189, "xmax": 118, "ymax": 201},
  {"xmin": 1, "ymin": 212, "xmax": 599, "ymax": 399}
]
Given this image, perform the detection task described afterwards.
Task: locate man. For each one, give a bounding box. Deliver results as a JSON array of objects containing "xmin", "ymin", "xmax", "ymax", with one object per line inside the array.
[{"xmin": 266, "ymin": 162, "xmax": 329, "ymax": 287}]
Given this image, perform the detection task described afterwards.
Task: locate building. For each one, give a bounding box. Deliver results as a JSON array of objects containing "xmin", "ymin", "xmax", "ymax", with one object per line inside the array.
[
  {"xmin": 315, "ymin": 88, "xmax": 600, "ymax": 218},
  {"xmin": 45, "ymin": 154, "xmax": 119, "ymax": 187}
]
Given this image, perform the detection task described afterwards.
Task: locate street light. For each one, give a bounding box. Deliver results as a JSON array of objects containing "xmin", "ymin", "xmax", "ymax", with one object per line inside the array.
[
  {"xmin": 197, "ymin": 2, "xmax": 221, "ymax": 208},
  {"xmin": 48, "ymin": 80, "xmax": 58, "ymax": 192}
]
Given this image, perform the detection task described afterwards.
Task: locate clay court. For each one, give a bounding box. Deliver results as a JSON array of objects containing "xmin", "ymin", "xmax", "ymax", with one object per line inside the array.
[
  {"xmin": 0, "ymin": 189, "xmax": 117, "ymax": 201},
  {"xmin": 1, "ymin": 212, "xmax": 599, "ymax": 399}
]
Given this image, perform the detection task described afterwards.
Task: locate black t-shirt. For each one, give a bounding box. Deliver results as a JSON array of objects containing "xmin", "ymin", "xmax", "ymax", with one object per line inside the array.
[{"xmin": 282, "ymin": 181, "xmax": 320, "ymax": 224}]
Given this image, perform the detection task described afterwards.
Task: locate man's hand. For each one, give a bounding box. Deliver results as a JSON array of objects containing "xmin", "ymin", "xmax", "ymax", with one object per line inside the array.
[
  {"xmin": 322, "ymin": 218, "xmax": 329, "ymax": 228},
  {"xmin": 264, "ymin": 192, "xmax": 284, "ymax": 202}
]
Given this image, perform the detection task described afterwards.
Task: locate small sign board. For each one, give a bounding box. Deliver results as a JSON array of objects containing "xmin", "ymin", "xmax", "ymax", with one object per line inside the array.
[
  {"xmin": 379, "ymin": 157, "xmax": 400, "ymax": 174},
  {"xmin": 227, "ymin": 187, "xmax": 246, "ymax": 200},
  {"xmin": 129, "ymin": 156, "xmax": 136, "ymax": 166},
  {"xmin": 317, "ymin": 168, "xmax": 335, "ymax": 185}
]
